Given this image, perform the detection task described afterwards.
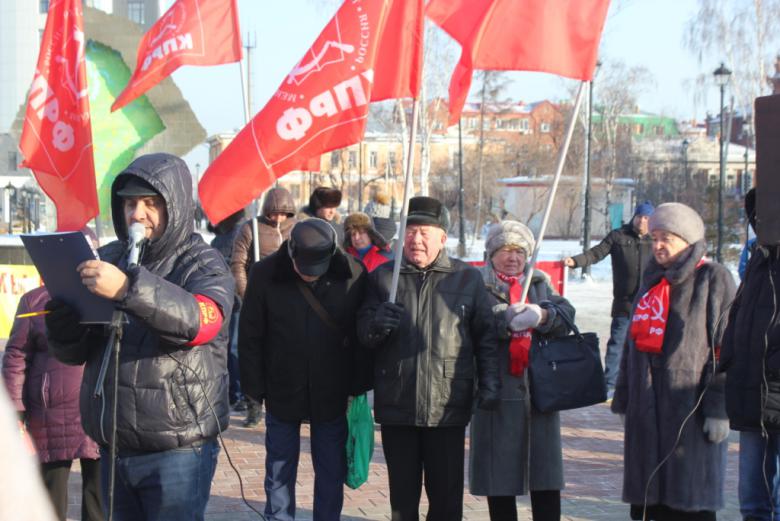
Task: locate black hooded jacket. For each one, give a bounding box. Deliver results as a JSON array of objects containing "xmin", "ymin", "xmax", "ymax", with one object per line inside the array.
[
  {"xmin": 721, "ymin": 244, "xmax": 780, "ymax": 433},
  {"xmin": 49, "ymin": 153, "xmax": 235, "ymax": 451}
]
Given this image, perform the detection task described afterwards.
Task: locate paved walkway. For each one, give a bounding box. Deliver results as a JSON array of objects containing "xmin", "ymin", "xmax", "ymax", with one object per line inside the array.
[{"xmin": 63, "ymin": 402, "xmax": 741, "ymax": 521}]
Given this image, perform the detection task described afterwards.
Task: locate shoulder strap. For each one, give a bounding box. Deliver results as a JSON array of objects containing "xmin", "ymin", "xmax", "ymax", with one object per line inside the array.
[{"xmin": 295, "ymin": 279, "xmax": 341, "ymax": 333}]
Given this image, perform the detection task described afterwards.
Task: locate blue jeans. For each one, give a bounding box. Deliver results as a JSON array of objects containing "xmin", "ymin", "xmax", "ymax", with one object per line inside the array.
[
  {"xmin": 604, "ymin": 315, "xmax": 630, "ymax": 390},
  {"xmin": 227, "ymin": 308, "xmax": 242, "ymax": 403},
  {"xmin": 740, "ymin": 431, "xmax": 780, "ymax": 521},
  {"xmin": 100, "ymin": 440, "xmax": 219, "ymax": 521},
  {"xmin": 264, "ymin": 411, "xmax": 347, "ymax": 521}
]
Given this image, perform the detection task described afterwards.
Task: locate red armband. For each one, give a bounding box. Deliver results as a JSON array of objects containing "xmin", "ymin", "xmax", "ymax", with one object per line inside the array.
[{"xmin": 185, "ymin": 295, "xmax": 223, "ymax": 347}]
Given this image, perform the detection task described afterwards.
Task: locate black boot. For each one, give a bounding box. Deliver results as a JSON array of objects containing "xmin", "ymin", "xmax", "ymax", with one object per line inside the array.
[
  {"xmin": 243, "ymin": 400, "xmax": 262, "ymax": 428},
  {"xmin": 530, "ymin": 490, "xmax": 560, "ymax": 521}
]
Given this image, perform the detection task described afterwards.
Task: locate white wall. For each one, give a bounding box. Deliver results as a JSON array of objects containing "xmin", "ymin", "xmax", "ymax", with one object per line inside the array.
[{"xmin": 0, "ymin": 0, "xmax": 45, "ymax": 132}]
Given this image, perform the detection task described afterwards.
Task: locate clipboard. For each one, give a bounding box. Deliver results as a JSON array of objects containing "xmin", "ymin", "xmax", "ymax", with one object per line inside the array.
[{"xmin": 21, "ymin": 232, "xmax": 115, "ymax": 324}]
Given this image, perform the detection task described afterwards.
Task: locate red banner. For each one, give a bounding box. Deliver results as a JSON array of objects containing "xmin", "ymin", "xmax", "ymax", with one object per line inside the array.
[
  {"xmin": 427, "ymin": 0, "xmax": 611, "ymax": 125},
  {"xmin": 19, "ymin": 0, "xmax": 98, "ymax": 231},
  {"xmin": 111, "ymin": 0, "xmax": 242, "ymax": 111},
  {"xmin": 199, "ymin": 0, "xmax": 390, "ymax": 224},
  {"xmin": 371, "ymin": 0, "xmax": 423, "ymax": 102}
]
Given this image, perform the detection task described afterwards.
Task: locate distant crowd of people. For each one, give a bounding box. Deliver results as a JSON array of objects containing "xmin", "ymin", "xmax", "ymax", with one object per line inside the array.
[{"xmin": 1, "ymin": 152, "xmax": 778, "ymax": 521}]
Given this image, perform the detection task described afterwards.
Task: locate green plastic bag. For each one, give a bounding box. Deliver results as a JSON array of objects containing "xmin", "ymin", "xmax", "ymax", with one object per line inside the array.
[{"xmin": 345, "ymin": 393, "xmax": 374, "ymax": 489}]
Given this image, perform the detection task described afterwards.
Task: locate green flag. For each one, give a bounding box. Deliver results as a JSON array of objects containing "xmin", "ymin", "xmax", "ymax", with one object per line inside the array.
[{"xmin": 85, "ymin": 40, "xmax": 165, "ymax": 216}]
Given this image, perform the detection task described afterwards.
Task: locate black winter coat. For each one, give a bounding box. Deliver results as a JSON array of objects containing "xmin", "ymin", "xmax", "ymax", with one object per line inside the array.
[
  {"xmin": 358, "ymin": 253, "xmax": 500, "ymax": 427},
  {"xmin": 49, "ymin": 154, "xmax": 235, "ymax": 451},
  {"xmin": 238, "ymin": 244, "xmax": 369, "ymax": 423},
  {"xmin": 721, "ymin": 245, "xmax": 780, "ymax": 433},
  {"xmin": 570, "ymin": 223, "xmax": 652, "ymax": 317}
]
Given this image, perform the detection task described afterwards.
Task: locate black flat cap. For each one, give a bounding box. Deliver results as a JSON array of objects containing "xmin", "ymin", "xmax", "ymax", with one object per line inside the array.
[
  {"xmin": 406, "ymin": 196, "xmax": 449, "ymax": 231},
  {"xmin": 288, "ymin": 218, "xmax": 337, "ymax": 277},
  {"xmin": 115, "ymin": 177, "xmax": 159, "ymax": 198}
]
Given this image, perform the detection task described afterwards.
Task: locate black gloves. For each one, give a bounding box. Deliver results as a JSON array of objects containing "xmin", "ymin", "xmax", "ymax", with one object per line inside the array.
[
  {"xmin": 44, "ymin": 299, "xmax": 85, "ymax": 343},
  {"xmin": 369, "ymin": 301, "xmax": 404, "ymax": 341},
  {"xmin": 477, "ymin": 390, "xmax": 500, "ymax": 411}
]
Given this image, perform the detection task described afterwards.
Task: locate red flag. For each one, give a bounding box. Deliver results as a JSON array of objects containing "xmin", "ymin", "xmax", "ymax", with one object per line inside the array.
[
  {"xmin": 371, "ymin": 0, "xmax": 424, "ymax": 101},
  {"xmin": 199, "ymin": 0, "xmax": 390, "ymax": 224},
  {"xmin": 111, "ymin": 0, "xmax": 242, "ymax": 112},
  {"xmin": 298, "ymin": 155, "xmax": 321, "ymax": 172},
  {"xmin": 427, "ymin": 0, "xmax": 611, "ymax": 125},
  {"xmin": 19, "ymin": 0, "xmax": 98, "ymax": 231}
]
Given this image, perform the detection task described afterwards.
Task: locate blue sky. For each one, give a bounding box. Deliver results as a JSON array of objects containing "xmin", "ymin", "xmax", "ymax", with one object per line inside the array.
[{"xmin": 173, "ymin": 0, "xmax": 722, "ymax": 170}]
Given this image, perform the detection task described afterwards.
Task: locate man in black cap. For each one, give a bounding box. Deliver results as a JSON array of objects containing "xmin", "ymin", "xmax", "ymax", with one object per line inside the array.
[
  {"xmin": 238, "ymin": 218, "xmax": 370, "ymax": 521},
  {"xmin": 358, "ymin": 196, "xmax": 500, "ymax": 521},
  {"xmin": 46, "ymin": 153, "xmax": 234, "ymax": 520}
]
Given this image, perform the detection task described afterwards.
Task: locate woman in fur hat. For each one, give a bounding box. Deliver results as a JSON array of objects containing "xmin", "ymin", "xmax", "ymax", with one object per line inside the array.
[
  {"xmin": 470, "ymin": 220, "xmax": 575, "ymax": 521},
  {"xmin": 611, "ymin": 203, "xmax": 736, "ymax": 521},
  {"xmin": 343, "ymin": 212, "xmax": 392, "ymax": 272}
]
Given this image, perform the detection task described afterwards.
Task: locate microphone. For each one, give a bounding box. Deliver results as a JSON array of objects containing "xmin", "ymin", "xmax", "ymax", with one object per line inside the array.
[{"xmin": 127, "ymin": 222, "xmax": 146, "ymax": 267}]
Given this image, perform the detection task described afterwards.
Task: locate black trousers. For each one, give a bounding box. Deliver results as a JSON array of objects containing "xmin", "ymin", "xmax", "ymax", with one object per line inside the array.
[
  {"xmin": 487, "ymin": 491, "xmax": 561, "ymax": 521},
  {"xmin": 630, "ymin": 504, "xmax": 716, "ymax": 521},
  {"xmin": 381, "ymin": 425, "xmax": 466, "ymax": 521},
  {"xmin": 41, "ymin": 458, "xmax": 104, "ymax": 521}
]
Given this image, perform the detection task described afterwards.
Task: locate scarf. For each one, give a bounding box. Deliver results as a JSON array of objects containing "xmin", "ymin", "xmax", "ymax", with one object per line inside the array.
[
  {"xmin": 631, "ymin": 259, "xmax": 706, "ymax": 354},
  {"xmin": 495, "ymin": 271, "xmax": 532, "ymax": 375}
]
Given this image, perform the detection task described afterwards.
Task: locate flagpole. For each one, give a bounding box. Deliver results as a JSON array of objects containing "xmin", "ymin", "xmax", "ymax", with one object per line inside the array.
[
  {"xmin": 520, "ymin": 81, "xmax": 587, "ymax": 303},
  {"xmin": 238, "ymin": 50, "xmax": 261, "ymax": 263},
  {"xmin": 388, "ymin": 99, "xmax": 420, "ymax": 303}
]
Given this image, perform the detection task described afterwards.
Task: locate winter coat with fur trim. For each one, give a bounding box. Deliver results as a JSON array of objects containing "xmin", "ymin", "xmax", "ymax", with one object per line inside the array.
[{"xmin": 611, "ymin": 240, "xmax": 735, "ymax": 511}]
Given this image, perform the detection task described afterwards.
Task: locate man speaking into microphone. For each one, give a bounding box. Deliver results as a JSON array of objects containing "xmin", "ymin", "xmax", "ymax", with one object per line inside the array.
[{"xmin": 46, "ymin": 153, "xmax": 234, "ymax": 521}]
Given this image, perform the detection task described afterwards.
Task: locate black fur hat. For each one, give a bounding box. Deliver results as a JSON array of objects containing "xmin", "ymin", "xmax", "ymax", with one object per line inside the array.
[
  {"xmin": 309, "ymin": 186, "xmax": 342, "ymax": 213},
  {"xmin": 406, "ymin": 196, "xmax": 449, "ymax": 231}
]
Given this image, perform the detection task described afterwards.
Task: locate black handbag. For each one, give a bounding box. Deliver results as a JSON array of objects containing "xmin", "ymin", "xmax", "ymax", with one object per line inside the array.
[{"xmin": 528, "ymin": 307, "xmax": 607, "ymax": 413}]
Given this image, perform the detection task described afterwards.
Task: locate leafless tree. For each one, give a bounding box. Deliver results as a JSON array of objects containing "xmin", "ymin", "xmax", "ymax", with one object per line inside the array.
[{"xmin": 684, "ymin": 0, "xmax": 780, "ymax": 122}]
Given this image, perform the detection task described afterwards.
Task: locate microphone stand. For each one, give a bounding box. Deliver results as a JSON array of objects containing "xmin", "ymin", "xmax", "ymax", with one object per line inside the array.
[
  {"xmin": 94, "ymin": 309, "xmax": 124, "ymax": 521},
  {"xmin": 93, "ymin": 238, "xmax": 142, "ymax": 521}
]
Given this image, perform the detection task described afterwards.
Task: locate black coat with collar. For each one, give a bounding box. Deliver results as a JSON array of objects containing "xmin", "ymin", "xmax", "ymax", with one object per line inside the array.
[
  {"xmin": 358, "ymin": 252, "xmax": 500, "ymax": 427},
  {"xmin": 238, "ymin": 243, "xmax": 368, "ymax": 423}
]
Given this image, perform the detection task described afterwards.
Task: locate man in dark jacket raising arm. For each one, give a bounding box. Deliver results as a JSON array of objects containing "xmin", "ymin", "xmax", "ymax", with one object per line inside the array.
[
  {"xmin": 564, "ymin": 201, "xmax": 654, "ymax": 395},
  {"xmin": 46, "ymin": 153, "xmax": 234, "ymax": 521},
  {"xmin": 358, "ymin": 196, "xmax": 500, "ymax": 521}
]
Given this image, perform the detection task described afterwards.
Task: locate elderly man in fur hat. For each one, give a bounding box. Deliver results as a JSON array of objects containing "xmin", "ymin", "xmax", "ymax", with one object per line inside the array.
[
  {"xmin": 358, "ymin": 196, "xmax": 500, "ymax": 521},
  {"xmin": 611, "ymin": 202, "xmax": 735, "ymax": 521},
  {"xmin": 298, "ymin": 186, "xmax": 344, "ymax": 243},
  {"xmin": 343, "ymin": 212, "xmax": 393, "ymax": 272}
]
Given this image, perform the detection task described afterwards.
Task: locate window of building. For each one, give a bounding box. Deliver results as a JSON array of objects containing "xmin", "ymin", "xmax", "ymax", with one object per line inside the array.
[
  {"xmin": 369, "ymin": 151, "xmax": 378, "ymax": 169},
  {"xmin": 518, "ymin": 119, "xmax": 530, "ymax": 132},
  {"xmin": 540, "ymin": 122, "xmax": 551, "ymax": 133},
  {"xmin": 39, "ymin": 0, "xmax": 49, "ymax": 13},
  {"xmin": 496, "ymin": 119, "xmax": 519, "ymax": 131},
  {"xmin": 655, "ymin": 125, "xmax": 665, "ymax": 136},
  {"xmin": 127, "ymin": 0, "xmax": 145, "ymax": 25},
  {"xmin": 388, "ymin": 151, "xmax": 397, "ymax": 169},
  {"xmin": 7, "ymin": 152, "xmax": 17, "ymax": 172},
  {"xmin": 290, "ymin": 185, "xmax": 301, "ymax": 200},
  {"xmin": 348, "ymin": 150, "xmax": 357, "ymax": 169},
  {"xmin": 330, "ymin": 153, "xmax": 340, "ymax": 169}
]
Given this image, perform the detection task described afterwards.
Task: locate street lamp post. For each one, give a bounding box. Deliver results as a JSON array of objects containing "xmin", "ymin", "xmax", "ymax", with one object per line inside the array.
[
  {"xmin": 714, "ymin": 62, "xmax": 732, "ymax": 263},
  {"xmin": 4, "ymin": 183, "xmax": 16, "ymax": 234},
  {"xmin": 681, "ymin": 138, "xmax": 689, "ymax": 193},
  {"xmin": 582, "ymin": 61, "xmax": 600, "ymax": 277}
]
